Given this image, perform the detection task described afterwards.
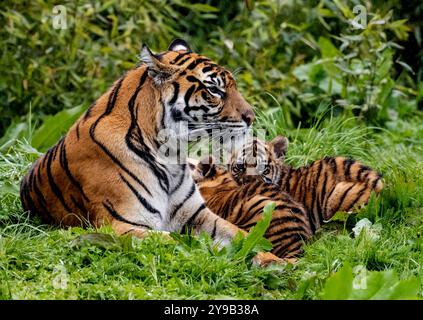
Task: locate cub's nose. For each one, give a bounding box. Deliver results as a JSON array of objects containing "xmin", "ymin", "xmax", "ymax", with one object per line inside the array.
[{"xmin": 242, "ymin": 109, "xmax": 255, "ymax": 127}]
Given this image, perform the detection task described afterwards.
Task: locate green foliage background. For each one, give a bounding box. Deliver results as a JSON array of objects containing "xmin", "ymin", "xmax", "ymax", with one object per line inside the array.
[{"xmin": 1, "ymin": 0, "xmax": 422, "ymax": 141}]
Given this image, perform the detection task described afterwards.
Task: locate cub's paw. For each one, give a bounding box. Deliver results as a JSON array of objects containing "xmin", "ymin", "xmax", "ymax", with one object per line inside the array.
[{"xmin": 252, "ymin": 252, "xmax": 284, "ymax": 267}]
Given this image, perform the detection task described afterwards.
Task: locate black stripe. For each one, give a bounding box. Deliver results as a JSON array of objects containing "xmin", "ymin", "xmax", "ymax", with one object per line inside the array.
[
  {"xmin": 202, "ymin": 65, "xmax": 214, "ymax": 73},
  {"xmin": 27, "ymin": 166, "xmax": 36, "ymax": 192},
  {"xmin": 89, "ymin": 73, "xmax": 153, "ymax": 196},
  {"xmin": 184, "ymin": 85, "xmax": 196, "ymax": 107},
  {"xmin": 322, "ymin": 183, "xmax": 337, "ymax": 219},
  {"xmin": 185, "ymin": 104, "xmax": 210, "ymax": 114},
  {"xmin": 310, "ymin": 160, "xmax": 323, "ymax": 227},
  {"xmin": 269, "ymin": 215, "xmax": 306, "ymax": 227},
  {"xmin": 70, "ymin": 195, "xmax": 87, "ymax": 216},
  {"xmin": 332, "ymin": 184, "xmax": 356, "ymax": 214},
  {"xmin": 125, "ymin": 72, "xmax": 170, "ymax": 192},
  {"xmin": 270, "ymin": 223, "xmax": 312, "ymax": 240},
  {"xmin": 59, "ymin": 140, "xmax": 89, "ymax": 202},
  {"xmin": 345, "ymin": 184, "xmax": 368, "ymax": 212},
  {"xmin": 316, "ymin": 170, "xmax": 328, "ymax": 229},
  {"xmin": 181, "ymin": 203, "xmax": 206, "ymax": 232},
  {"xmin": 103, "ymin": 200, "xmax": 151, "ymax": 228},
  {"xmin": 170, "ymin": 164, "xmax": 187, "ymax": 194},
  {"xmin": 171, "ymin": 52, "xmax": 191, "ymax": 64},
  {"xmin": 119, "ymin": 173, "xmax": 161, "ymax": 217},
  {"xmin": 52, "ymin": 139, "xmax": 61, "ymax": 161},
  {"xmin": 169, "ymin": 82, "xmax": 179, "ymax": 105},
  {"xmin": 301, "ymin": 171, "xmax": 308, "ymax": 208},
  {"xmin": 275, "ymin": 237, "xmax": 304, "ymax": 257},
  {"xmin": 247, "ymin": 198, "xmax": 269, "ymax": 213},
  {"xmin": 76, "ymin": 122, "xmax": 81, "ymax": 140},
  {"xmin": 186, "ymin": 75, "xmax": 207, "ymax": 89},
  {"xmin": 241, "ymin": 219, "xmax": 261, "ymax": 230},
  {"xmin": 170, "ymin": 182, "xmax": 196, "ymax": 220},
  {"xmin": 283, "ymin": 167, "xmax": 293, "ymax": 192},
  {"xmin": 46, "ymin": 142, "xmax": 71, "ymax": 212},
  {"xmin": 121, "ymin": 228, "xmax": 136, "ymax": 235},
  {"xmin": 41, "ymin": 148, "xmax": 52, "ymax": 169},
  {"xmin": 372, "ymin": 176, "xmax": 381, "ymax": 190},
  {"xmin": 289, "ymin": 169, "xmax": 301, "ymax": 198},
  {"xmin": 176, "ymin": 56, "xmax": 191, "ymax": 66},
  {"xmin": 83, "ymin": 101, "xmax": 96, "ymax": 122},
  {"xmin": 330, "ymin": 157, "xmax": 337, "ymax": 174},
  {"xmin": 357, "ymin": 165, "xmax": 370, "ymax": 181},
  {"xmin": 160, "ymin": 102, "xmax": 167, "ymax": 129},
  {"xmin": 211, "ymin": 218, "xmax": 218, "ymax": 238},
  {"xmin": 187, "ymin": 58, "xmax": 210, "ymax": 70},
  {"xmin": 33, "ymin": 168, "xmax": 49, "ymax": 212},
  {"xmin": 344, "ymin": 158, "xmax": 354, "ymax": 180}
]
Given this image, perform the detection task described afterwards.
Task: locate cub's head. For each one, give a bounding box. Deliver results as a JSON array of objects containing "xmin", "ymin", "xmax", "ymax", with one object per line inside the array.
[
  {"xmin": 230, "ymin": 136, "xmax": 289, "ymax": 184},
  {"xmin": 188, "ymin": 156, "xmax": 238, "ymax": 190},
  {"xmin": 141, "ymin": 39, "xmax": 254, "ymax": 140}
]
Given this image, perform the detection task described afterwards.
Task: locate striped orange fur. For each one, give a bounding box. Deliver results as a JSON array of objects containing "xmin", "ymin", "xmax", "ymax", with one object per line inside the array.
[
  {"xmin": 19, "ymin": 39, "xmax": 281, "ymax": 266},
  {"xmin": 190, "ymin": 157, "xmax": 313, "ymax": 259},
  {"xmin": 230, "ymin": 136, "xmax": 383, "ymax": 232}
]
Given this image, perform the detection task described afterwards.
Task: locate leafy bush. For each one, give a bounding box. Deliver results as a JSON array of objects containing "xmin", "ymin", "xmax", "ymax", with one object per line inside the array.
[
  {"xmin": 321, "ymin": 263, "xmax": 421, "ymax": 299},
  {"xmin": 0, "ymin": 0, "xmax": 221, "ymax": 135},
  {"xmin": 0, "ymin": 0, "xmax": 420, "ymax": 139}
]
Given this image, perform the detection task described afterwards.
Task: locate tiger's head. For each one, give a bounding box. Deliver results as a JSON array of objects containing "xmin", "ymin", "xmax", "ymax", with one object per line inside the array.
[
  {"xmin": 141, "ymin": 39, "xmax": 255, "ymax": 143},
  {"xmin": 230, "ymin": 135, "xmax": 289, "ymax": 185}
]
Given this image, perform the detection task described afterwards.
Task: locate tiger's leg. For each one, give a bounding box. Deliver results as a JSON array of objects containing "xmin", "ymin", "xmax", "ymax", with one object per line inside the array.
[
  {"xmin": 88, "ymin": 194, "xmax": 171, "ymax": 240},
  {"xmin": 265, "ymin": 201, "xmax": 312, "ymax": 260}
]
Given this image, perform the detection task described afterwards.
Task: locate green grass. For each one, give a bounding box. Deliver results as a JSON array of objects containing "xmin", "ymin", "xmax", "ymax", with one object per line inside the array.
[{"xmin": 0, "ymin": 115, "xmax": 422, "ymax": 300}]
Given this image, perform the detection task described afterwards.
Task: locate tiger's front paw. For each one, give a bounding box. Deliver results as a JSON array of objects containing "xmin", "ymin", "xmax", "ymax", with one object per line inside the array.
[{"xmin": 252, "ymin": 252, "xmax": 284, "ymax": 267}]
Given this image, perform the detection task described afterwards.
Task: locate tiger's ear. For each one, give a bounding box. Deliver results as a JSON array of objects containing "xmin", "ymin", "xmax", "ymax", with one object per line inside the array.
[
  {"xmin": 198, "ymin": 156, "xmax": 217, "ymax": 178},
  {"xmin": 140, "ymin": 45, "xmax": 179, "ymax": 85},
  {"xmin": 269, "ymin": 136, "xmax": 289, "ymax": 160},
  {"xmin": 168, "ymin": 38, "xmax": 192, "ymax": 52}
]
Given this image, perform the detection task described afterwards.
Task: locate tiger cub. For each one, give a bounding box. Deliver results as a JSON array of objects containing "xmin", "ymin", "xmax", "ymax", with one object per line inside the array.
[
  {"xmin": 230, "ymin": 136, "xmax": 383, "ymax": 232},
  {"xmin": 190, "ymin": 157, "xmax": 313, "ymax": 259}
]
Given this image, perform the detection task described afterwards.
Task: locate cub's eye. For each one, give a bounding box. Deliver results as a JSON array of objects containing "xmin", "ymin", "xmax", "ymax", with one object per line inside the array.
[
  {"xmin": 209, "ymin": 86, "xmax": 219, "ymax": 93},
  {"xmin": 233, "ymin": 163, "xmax": 245, "ymax": 172}
]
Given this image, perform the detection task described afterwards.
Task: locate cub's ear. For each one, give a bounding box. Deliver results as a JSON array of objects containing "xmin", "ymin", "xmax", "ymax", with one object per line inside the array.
[
  {"xmin": 198, "ymin": 156, "xmax": 216, "ymax": 178},
  {"xmin": 168, "ymin": 38, "xmax": 191, "ymax": 52},
  {"xmin": 140, "ymin": 44, "xmax": 179, "ymax": 85},
  {"xmin": 269, "ymin": 136, "xmax": 289, "ymax": 160}
]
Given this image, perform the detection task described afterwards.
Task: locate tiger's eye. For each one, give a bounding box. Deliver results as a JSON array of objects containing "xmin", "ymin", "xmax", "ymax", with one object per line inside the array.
[
  {"xmin": 234, "ymin": 163, "xmax": 245, "ymax": 172},
  {"xmin": 209, "ymin": 86, "xmax": 219, "ymax": 94}
]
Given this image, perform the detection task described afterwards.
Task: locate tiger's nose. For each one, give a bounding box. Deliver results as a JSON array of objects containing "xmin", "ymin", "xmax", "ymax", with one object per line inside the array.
[{"xmin": 242, "ymin": 109, "xmax": 255, "ymax": 127}]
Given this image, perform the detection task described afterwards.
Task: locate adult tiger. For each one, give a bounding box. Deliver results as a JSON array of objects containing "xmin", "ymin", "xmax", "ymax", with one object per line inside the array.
[
  {"xmin": 230, "ymin": 136, "xmax": 383, "ymax": 232},
  {"xmin": 190, "ymin": 156, "xmax": 312, "ymax": 260},
  {"xmin": 20, "ymin": 39, "xmax": 280, "ymax": 266}
]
